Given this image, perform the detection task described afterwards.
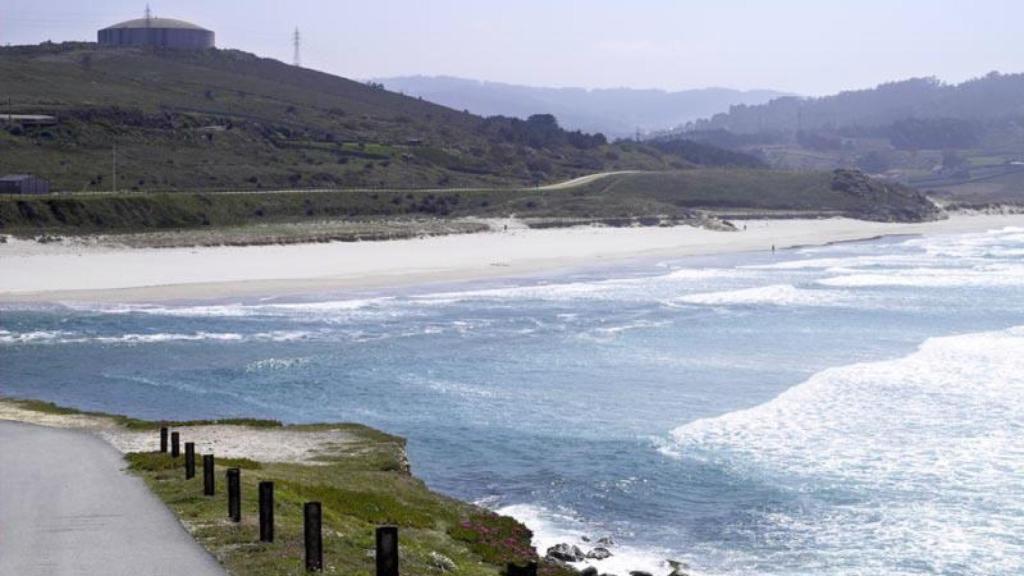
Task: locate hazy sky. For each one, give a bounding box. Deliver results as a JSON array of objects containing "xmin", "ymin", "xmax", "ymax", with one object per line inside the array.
[{"xmin": 3, "ymin": 0, "xmax": 1022, "ymax": 95}]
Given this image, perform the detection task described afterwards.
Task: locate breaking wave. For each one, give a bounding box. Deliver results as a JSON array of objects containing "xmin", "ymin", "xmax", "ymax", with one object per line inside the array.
[
  {"xmin": 665, "ymin": 326, "xmax": 1024, "ymax": 575},
  {"xmin": 496, "ymin": 503, "xmax": 677, "ymax": 576},
  {"xmin": 673, "ymin": 284, "xmax": 847, "ymax": 307}
]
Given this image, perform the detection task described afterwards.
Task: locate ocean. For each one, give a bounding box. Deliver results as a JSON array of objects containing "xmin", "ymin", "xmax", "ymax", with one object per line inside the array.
[{"xmin": 2, "ymin": 227, "xmax": 1023, "ymax": 575}]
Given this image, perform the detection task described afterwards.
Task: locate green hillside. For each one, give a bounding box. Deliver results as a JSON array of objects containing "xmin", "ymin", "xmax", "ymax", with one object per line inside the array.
[
  {"xmin": 0, "ymin": 43, "xmax": 708, "ymax": 192},
  {"xmin": 0, "ymin": 169, "xmax": 943, "ymax": 239},
  {"xmin": 0, "ymin": 43, "xmax": 945, "ymax": 237},
  {"xmin": 555, "ymin": 169, "xmax": 943, "ymax": 222}
]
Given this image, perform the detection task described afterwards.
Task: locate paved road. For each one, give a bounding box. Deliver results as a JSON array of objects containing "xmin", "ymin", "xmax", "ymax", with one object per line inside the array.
[
  {"xmin": 29, "ymin": 170, "xmax": 646, "ymax": 198},
  {"xmin": 0, "ymin": 421, "xmax": 224, "ymax": 576},
  {"xmin": 536, "ymin": 170, "xmax": 640, "ymax": 190}
]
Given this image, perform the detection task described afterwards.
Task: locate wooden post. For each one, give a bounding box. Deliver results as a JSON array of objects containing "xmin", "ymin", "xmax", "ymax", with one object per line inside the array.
[
  {"xmin": 304, "ymin": 502, "xmax": 323, "ymax": 572},
  {"xmin": 185, "ymin": 442, "xmax": 196, "ymax": 479},
  {"xmin": 259, "ymin": 481, "xmax": 274, "ymax": 542},
  {"xmin": 171, "ymin": 431, "xmax": 180, "ymax": 458},
  {"xmin": 506, "ymin": 562, "xmax": 538, "ymax": 576},
  {"xmin": 376, "ymin": 526, "xmax": 399, "ymax": 576},
  {"xmin": 227, "ymin": 468, "xmax": 241, "ymax": 523},
  {"xmin": 203, "ymin": 454, "xmax": 215, "ymax": 496},
  {"xmin": 159, "ymin": 426, "xmax": 168, "ymax": 453}
]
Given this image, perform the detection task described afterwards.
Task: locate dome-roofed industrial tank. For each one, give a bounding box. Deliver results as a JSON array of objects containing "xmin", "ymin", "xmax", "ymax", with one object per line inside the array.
[{"xmin": 98, "ymin": 16, "xmax": 215, "ymax": 49}]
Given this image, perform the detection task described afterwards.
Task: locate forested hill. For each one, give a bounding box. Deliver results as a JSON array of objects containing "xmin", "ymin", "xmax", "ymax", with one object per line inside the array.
[
  {"xmin": 0, "ymin": 43, "xmax": 756, "ymax": 192},
  {"xmin": 686, "ymin": 72, "xmax": 1024, "ymax": 134},
  {"xmin": 376, "ymin": 75, "xmax": 787, "ymax": 137}
]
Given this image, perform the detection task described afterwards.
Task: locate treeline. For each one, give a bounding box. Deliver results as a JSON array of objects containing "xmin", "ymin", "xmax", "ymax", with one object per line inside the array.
[
  {"xmin": 481, "ymin": 114, "xmax": 608, "ymax": 150},
  {"xmin": 789, "ymin": 118, "xmax": 981, "ymax": 152},
  {"xmin": 648, "ymin": 139, "xmax": 766, "ymax": 168},
  {"xmin": 687, "ymin": 72, "xmax": 1024, "ymax": 134}
]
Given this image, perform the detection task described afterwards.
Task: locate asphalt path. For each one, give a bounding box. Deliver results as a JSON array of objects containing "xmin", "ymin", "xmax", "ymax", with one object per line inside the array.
[{"xmin": 0, "ymin": 420, "xmax": 224, "ymax": 576}]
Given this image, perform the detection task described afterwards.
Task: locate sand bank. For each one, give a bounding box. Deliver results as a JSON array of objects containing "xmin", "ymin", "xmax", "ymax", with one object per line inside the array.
[
  {"xmin": 0, "ymin": 399, "xmax": 361, "ymax": 465},
  {"xmin": 2, "ymin": 214, "xmax": 1023, "ymax": 303}
]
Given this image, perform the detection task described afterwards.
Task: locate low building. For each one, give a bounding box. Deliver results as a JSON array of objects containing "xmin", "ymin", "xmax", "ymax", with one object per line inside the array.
[{"xmin": 0, "ymin": 174, "xmax": 51, "ymax": 194}]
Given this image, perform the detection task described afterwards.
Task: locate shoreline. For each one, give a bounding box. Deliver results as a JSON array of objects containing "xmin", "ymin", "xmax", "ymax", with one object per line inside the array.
[{"xmin": 3, "ymin": 213, "xmax": 1024, "ymax": 303}]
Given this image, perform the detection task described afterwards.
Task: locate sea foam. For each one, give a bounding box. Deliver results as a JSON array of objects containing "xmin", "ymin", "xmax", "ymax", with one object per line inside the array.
[
  {"xmin": 496, "ymin": 503, "xmax": 679, "ymax": 576},
  {"xmin": 666, "ymin": 326, "xmax": 1024, "ymax": 575},
  {"xmin": 673, "ymin": 284, "xmax": 846, "ymax": 307},
  {"xmin": 0, "ymin": 330, "xmax": 314, "ymax": 345}
]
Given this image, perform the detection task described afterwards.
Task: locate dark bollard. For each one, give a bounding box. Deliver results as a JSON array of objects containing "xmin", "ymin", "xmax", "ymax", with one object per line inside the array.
[
  {"xmin": 259, "ymin": 481, "xmax": 274, "ymax": 542},
  {"xmin": 171, "ymin": 431, "xmax": 180, "ymax": 458},
  {"xmin": 376, "ymin": 526, "xmax": 399, "ymax": 576},
  {"xmin": 159, "ymin": 426, "xmax": 168, "ymax": 453},
  {"xmin": 304, "ymin": 502, "xmax": 323, "ymax": 572},
  {"xmin": 203, "ymin": 454, "xmax": 215, "ymax": 496},
  {"xmin": 227, "ymin": 468, "xmax": 241, "ymax": 523},
  {"xmin": 185, "ymin": 442, "xmax": 196, "ymax": 479},
  {"xmin": 506, "ymin": 562, "xmax": 538, "ymax": 576}
]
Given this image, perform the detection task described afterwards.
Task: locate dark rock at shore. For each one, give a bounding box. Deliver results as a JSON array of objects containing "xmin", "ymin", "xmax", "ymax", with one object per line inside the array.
[
  {"xmin": 546, "ymin": 543, "xmax": 586, "ymax": 563},
  {"xmin": 667, "ymin": 559, "xmax": 691, "ymax": 576},
  {"xmin": 629, "ymin": 572, "xmax": 654, "ymax": 576},
  {"xmin": 580, "ymin": 568, "xmax": 598, "ymax": 576},
  {"xmin": 586, "ymin": 547, "xmax": 613, "ymax": 560},
  {"xmin": 596, "ymin": 536, "xmax": 615, "ymax": 547}
]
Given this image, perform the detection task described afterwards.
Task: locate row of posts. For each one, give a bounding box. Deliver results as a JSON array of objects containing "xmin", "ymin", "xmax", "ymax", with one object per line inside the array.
[{"xmin": 159, "ymin": 426, "xmax": 537, "ymax": 576}]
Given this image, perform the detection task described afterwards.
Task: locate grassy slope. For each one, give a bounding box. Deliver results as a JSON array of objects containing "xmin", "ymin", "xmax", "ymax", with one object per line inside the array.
[
  {"xmin": 3, "ymin": 398, "xmax": 565, "ymax": 576},
  {"xmin": 0, "ymin": 43, "xmax": 683, "ymax": 192},
  {"xmin": 565, "ymin": 169, "xmax": 944, "ymax": 221},
  {"xmin": 0, "ymin": 169, "xmax": 944, "ymax": 237}
]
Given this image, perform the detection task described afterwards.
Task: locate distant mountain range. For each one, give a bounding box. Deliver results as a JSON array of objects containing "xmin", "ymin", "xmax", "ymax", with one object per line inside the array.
[{"xmin": 375, "ymin": 76, "xmax": 789, "ymax": 138}]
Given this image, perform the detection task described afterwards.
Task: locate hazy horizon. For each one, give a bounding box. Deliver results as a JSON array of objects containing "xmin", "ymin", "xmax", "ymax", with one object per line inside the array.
[{"xmin": 2, "ymin": 0, "xmax": 1022, "ymax": 96}]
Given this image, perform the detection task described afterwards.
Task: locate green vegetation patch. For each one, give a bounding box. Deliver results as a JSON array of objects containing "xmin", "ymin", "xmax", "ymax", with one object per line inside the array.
[
  {"xmin": 0, "ymin": 168, "xmax": 942, "ymax": 237},
  {"xmin": 127, "ymin": 452, "xmax": 261, "ymax": 472},
  {"xmin": 118, "ymin": 417, "xmax": 284, "ymax": 431},
  {"xmin": 449, "ymin": 512, "xmax": 537, "ymax": 567},
  {"xmin": 125, "ymin": 447, "xmax": 557, "ymax": 576}
]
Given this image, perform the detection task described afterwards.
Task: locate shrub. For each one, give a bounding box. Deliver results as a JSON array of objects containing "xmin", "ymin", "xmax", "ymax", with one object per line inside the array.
[{"xmin": 448, "ymin": 512, "xmax": 536, "ymax": 567}]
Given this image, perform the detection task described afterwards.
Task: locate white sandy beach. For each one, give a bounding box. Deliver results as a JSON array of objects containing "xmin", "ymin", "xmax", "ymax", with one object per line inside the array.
[{"xmin": 2, "ymin": 213, "xmax": 1024, "ymax": 302}]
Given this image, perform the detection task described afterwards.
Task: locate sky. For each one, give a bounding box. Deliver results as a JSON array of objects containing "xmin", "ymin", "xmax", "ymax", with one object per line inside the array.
[{"xmin": 2, "ymin": 0, "xmax": 1022, "ymax": 96}]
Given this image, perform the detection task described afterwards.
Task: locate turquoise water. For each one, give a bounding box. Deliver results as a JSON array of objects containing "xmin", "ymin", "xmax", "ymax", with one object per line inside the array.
[{"xmin": 3, "ymin": 228, "xmax": 1024, "ymax": 575}]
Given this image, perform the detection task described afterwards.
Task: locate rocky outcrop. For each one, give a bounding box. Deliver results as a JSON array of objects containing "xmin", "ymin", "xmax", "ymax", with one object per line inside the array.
[
  {"xmin": 830, "ymin": 169, "xmax": 946, "ymax": 222},
  {"xmin": 586, "ymin": 547, "xmax": 613, "ymax": 560},
  {"xmin": 667, "ymin": 559, "xmax": 691, "ymax": 576},
  {"xmin": 546, "ymin": 543, "xmax": 586, "ymax": 563}
]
